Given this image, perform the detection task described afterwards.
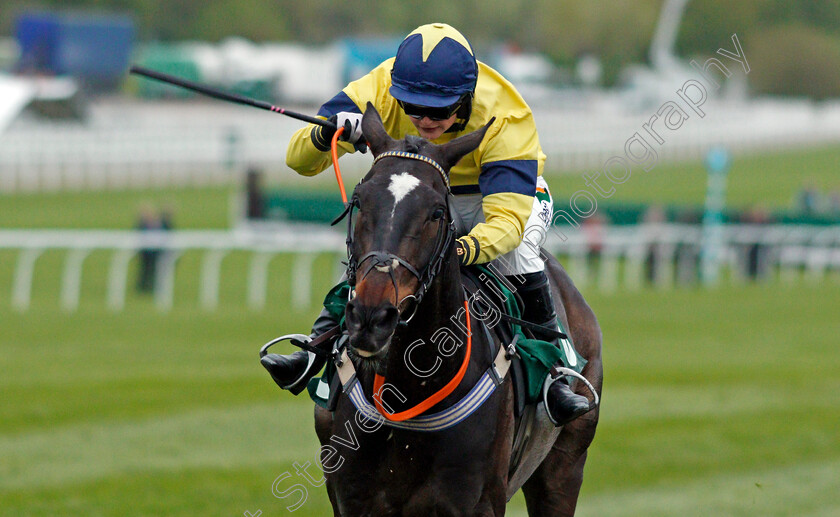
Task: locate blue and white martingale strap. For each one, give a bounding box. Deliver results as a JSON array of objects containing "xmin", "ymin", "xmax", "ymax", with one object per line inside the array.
[{"xmin": 335, "ymin": 348, "xmax": 510, "ymax": 432}]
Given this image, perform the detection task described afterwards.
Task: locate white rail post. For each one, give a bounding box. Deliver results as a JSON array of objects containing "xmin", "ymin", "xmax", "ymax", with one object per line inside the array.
[
  {"xmin": 12, "ymin": 248, "xmax": 44, "ymax": 311},
  {"xmin": 806, "ymin": 248, "xmax": 829, "ymax": 284},
  {"xmin": 107, "ymin": 249, "xmax": 135, "ymax": 312},
  {"xmin": 624, "ymin": 243, "xmax": 647, "ymax": 291},
  {"xmin": 154, "ymin": 250, "xmax": 183, "ymax": 312},
  {"xmin": 247, "ymin": 251, "xmax": 274, "ymax": 311},
  {"xmin": 779, "ymin": 247, "xmax": 802, "ymax": 285},
  {"xmin": 676, "ymin": 244, "xmax": 699, "ymax": 286},
  {"xmin": 831, "ymin": 247, "xmax": 840, "ymax": 283},
  {"xmin": 569, "ymin": 244, "xmax": 589, "ymax": 288},
  {"xmin": 654, "ymin": 242, "xmax": 676, "ymax": 289},
  {"xmin": 60, "ymin": 248, "xmax": 92, "ymax": 312},
  {"xmin": 291, "ymin": 253, "xmax": 317, "ymax": 310},
  {"xmin": 199, "ymin": 249, "xmax": 229, "ymax": 311},
  {"xmin": 728, "ymin": 246, "xmax": 746, "ymax": 285},
  {"xmin": 598, "ymin": 244, "xmax": 619, "ymax": 293}
]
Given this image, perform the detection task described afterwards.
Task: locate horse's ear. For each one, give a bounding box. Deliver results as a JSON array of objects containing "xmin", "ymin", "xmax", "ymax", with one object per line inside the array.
[
  {"xmin": 435, "ymin": 117, "xmax": 496, "ymax": 171},
  {"xmin": 361, "ymin": 102, "xmax": 393, "ymax": 156}
]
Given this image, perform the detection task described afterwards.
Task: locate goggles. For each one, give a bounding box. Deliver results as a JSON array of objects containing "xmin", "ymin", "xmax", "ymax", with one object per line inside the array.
[{"xmin": 398, "ymin": 99, "xmax": 462, "ymax": 121}]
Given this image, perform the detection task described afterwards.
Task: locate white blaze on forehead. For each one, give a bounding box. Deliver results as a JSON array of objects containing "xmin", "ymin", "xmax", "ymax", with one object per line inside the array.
[{"xmin": 387, "ymin": 172, "xmax": 421, "ymax": 216}]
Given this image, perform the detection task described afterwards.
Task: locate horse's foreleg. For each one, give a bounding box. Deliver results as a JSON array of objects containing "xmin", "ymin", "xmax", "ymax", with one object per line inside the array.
[{"xmin": 313, "ymin": 405, "xmax": 341, "ymax": 516}]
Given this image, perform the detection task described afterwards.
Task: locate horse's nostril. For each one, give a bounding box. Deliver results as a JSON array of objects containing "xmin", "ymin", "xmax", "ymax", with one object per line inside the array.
[
  {"xmin": 345, "ymin": 299, "xmax": 362, "ymax": 330},
  {"xmin": 372, "ymin": 305, "xmax": 400, "ymax": 332},
  {"xmin": 345, "ymin": 300, "xmax": 400, "ymax": 352}
]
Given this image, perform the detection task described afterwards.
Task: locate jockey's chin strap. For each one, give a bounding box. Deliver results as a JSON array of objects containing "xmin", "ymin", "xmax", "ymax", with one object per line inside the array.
[{"xmin": 333, "ymin": 151, "xmax": 455, "ymax": 323}]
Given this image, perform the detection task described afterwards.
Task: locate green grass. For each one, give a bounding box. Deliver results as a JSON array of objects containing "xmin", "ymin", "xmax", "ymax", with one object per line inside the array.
[
  {"xmin": 0, "ymin": 186, "xmax": 235, "ymax": 229},
  {"xmin": 2, "ymin": 143, "xmax": 838, "ymax": 233},
  {"xmin": 1, "ymin": 256, "xmax": 838, "ymax": 516},
  {"xmin": 1, "ymin": 148, "xmax": 839, "ymax": 515},
  {"xmin": 545, "ymin": 144, "xmax": 840, "ymax": 209}
]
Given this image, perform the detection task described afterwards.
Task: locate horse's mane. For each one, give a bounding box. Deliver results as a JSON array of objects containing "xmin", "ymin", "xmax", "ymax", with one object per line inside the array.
[{"xmin": 404, "ymin": 135, "xmax": 425, "ymax": 154}]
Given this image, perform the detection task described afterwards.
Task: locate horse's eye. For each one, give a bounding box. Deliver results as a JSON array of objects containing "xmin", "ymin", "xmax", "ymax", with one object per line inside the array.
[{"xmin": 431, "ymin": 207, "xmax": 445, "ymax": 220}]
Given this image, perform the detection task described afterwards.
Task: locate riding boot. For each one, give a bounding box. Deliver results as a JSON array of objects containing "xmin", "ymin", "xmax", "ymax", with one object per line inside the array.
[
  {"xmin": 513, "ymin": 271, "xmax": 592, "ymax": 427},
  {"xmin": 260, "ymin": 306, "xmax": 342, "ymax": 395}
]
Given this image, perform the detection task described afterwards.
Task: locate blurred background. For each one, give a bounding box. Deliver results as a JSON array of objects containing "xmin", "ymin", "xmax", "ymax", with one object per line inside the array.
[{"xmin": 1, "ymin": 1, "xmax": 838, "ymax": 516}]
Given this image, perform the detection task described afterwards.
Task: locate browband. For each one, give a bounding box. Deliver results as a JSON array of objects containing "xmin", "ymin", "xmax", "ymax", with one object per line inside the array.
[{"xmin": 373, "ymin": 151, "xmax": 449, "ymax": 191}]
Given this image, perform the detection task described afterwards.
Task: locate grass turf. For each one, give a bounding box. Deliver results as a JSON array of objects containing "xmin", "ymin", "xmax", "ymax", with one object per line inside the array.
[
  {"xmin": 0, "ymin": 186, "xmax": 234, "ymax": 230},
  {"xmin": 545, "ymin": 144, "xmax": 840, "ymax": 210},
  {"xmin": 2, "ymin": 146, "xmax": 839, "ymax": 515},
  {"xmin": 1, "ymin": 266, "xmax": 838, "ymax": 515},
  {"xmin": 2, "ymin": 143, "xmax": 839, "ymax": 233}
]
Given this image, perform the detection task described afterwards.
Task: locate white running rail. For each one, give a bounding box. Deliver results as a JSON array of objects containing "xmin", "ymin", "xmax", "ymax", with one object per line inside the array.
[{"xmin": 1, "ymin": 224, "xmax": 838, "ymax": 312}]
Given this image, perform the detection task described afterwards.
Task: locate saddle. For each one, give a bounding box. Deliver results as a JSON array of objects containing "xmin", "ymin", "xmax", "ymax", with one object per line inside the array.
[
  {"xmin": 459, "ymin": 265, "xmax": 588, "ymax": 488},
  {"xmin": 305, "ymin": 266, "xmax": 585, "ymax": 413},
  {"xmin": 462, "ymin": 265, "xmax": 589, "ymax": 408}
]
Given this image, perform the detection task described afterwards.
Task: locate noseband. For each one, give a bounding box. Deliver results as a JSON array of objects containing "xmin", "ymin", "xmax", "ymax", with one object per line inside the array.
[{"xmin": 333, "ymin": 151, "xmax": 455, "ymax": 323}]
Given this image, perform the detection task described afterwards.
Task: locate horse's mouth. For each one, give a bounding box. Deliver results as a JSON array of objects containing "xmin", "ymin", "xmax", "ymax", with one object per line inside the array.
[
  {"xmin": 348, "ymin": 340, "xmax": 390, "ymax": 374},
  {"xmin": 350, "ymin": 344, "xmax": 388, "ymax": 361}
]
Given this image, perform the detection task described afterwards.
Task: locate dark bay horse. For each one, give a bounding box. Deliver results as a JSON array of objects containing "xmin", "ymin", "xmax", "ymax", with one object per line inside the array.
[{"xmin": 313, "ymin": 103, "xmax": 602, "ymax": 516}]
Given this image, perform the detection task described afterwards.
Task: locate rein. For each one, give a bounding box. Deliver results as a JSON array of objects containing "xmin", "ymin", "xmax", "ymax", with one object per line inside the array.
[
  {"xmin": 330, "ymin": 127, "xmax": 349, "ymax": 204},
  {"xmin": 372, "ymin": 299, "xmax": 472, "ymax": 421},
  {"xmin": 329, "ymin": 148, "xmax": 513, "ymax": 429}
]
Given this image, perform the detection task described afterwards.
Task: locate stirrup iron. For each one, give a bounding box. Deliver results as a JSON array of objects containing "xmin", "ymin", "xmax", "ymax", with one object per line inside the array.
[{"xmin": 542, "ymin": 367, "xmax": 600, "ymax": 426}]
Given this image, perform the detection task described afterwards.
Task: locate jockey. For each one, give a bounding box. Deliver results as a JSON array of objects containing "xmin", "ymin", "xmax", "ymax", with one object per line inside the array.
[{"xmin": 262, "ymin": 23, "xmax": 591, "ymax": 426}]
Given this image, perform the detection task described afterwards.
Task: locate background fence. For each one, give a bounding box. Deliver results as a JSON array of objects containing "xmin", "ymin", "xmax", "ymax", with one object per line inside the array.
[
  {"xmin": 3, "ymin": 97, "xmax": 840, "ymax": 192},
  {"xmin": 3, "ymin": 223, "xmax": 837, "ymax": 313}
]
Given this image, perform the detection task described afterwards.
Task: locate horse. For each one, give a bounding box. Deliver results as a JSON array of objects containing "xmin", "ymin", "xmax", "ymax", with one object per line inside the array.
[{"xmin": 312, "ymin": 103, "xmax": 603, "ymax": 516}]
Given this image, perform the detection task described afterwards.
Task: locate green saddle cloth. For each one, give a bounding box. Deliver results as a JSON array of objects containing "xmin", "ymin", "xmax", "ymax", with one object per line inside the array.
[
  {"xmin": 308, "ymin": 266, "xmax": 587, "ymax": 408},
  {"xmin": 469, "ymin": 265, "xmax": 586, "ymax": 403}
]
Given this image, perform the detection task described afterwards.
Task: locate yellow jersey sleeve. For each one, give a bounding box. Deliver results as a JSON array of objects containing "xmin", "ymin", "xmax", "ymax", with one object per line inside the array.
[
  {"xmin": 285, "ymin": 125, "xmax": 351, "ymax": 176},
  {"xmin": 285, "ymin": 59, "xmax": 405, "ymax": 176},
  {"xmin": 457, "ymin": 192, "xmax": 534, "ymax": 265},
  {"xmin": 286, "ymin": 59, "xmax": 546, "ymax": 267}
]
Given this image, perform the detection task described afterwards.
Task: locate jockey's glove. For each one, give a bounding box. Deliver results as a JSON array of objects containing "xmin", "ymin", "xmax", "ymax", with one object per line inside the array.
[
  {"xmin": 456, "ymin": 236, "xmax": 479, "ymax": 266},
  {"xmin": 311, "ymin": 112, "xmax": 367, "ymax": 153}
]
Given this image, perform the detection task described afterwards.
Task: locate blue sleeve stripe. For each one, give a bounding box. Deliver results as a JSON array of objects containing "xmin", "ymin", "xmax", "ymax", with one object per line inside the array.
[
  {"xmin": 479, "ymin": 160, "xmax": 538, "ymax": 197},
  {"xmin": 317, "ymin": 91, "xmax": 362, "ymax": 118}
]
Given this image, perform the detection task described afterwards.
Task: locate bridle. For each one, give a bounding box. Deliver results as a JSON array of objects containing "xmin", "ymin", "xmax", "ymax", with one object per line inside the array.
[{"xmin": 333, "ymin": 150, "xmax": 455, "ymax": 323}]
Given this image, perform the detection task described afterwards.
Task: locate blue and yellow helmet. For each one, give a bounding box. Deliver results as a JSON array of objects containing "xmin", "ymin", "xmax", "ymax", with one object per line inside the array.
[{"xmin": 390, "ymin": 23, "xmax": 478, "ymax": 108}]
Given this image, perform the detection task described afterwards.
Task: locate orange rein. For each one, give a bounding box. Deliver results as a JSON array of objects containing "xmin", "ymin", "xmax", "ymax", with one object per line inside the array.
[
  {"xmin": 330, "ymin": 126, "xmax": 349, "ymax": 204},
  {"xmin": 335, "ymin": 128, "xmax": 468, "ymax": 421},
  {"xmin": 373, "ymin": 300, "xmax": 472, "ymax": 421}
]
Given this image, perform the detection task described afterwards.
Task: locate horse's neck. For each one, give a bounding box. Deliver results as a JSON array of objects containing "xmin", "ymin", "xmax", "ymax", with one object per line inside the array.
[
  {"xmin": 378, "ymin": 257, "xmax": 470, "ymax": 399},
  {"xmin": 412, "ymin": 255, "xmax": 464, "ymax": 328}
]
